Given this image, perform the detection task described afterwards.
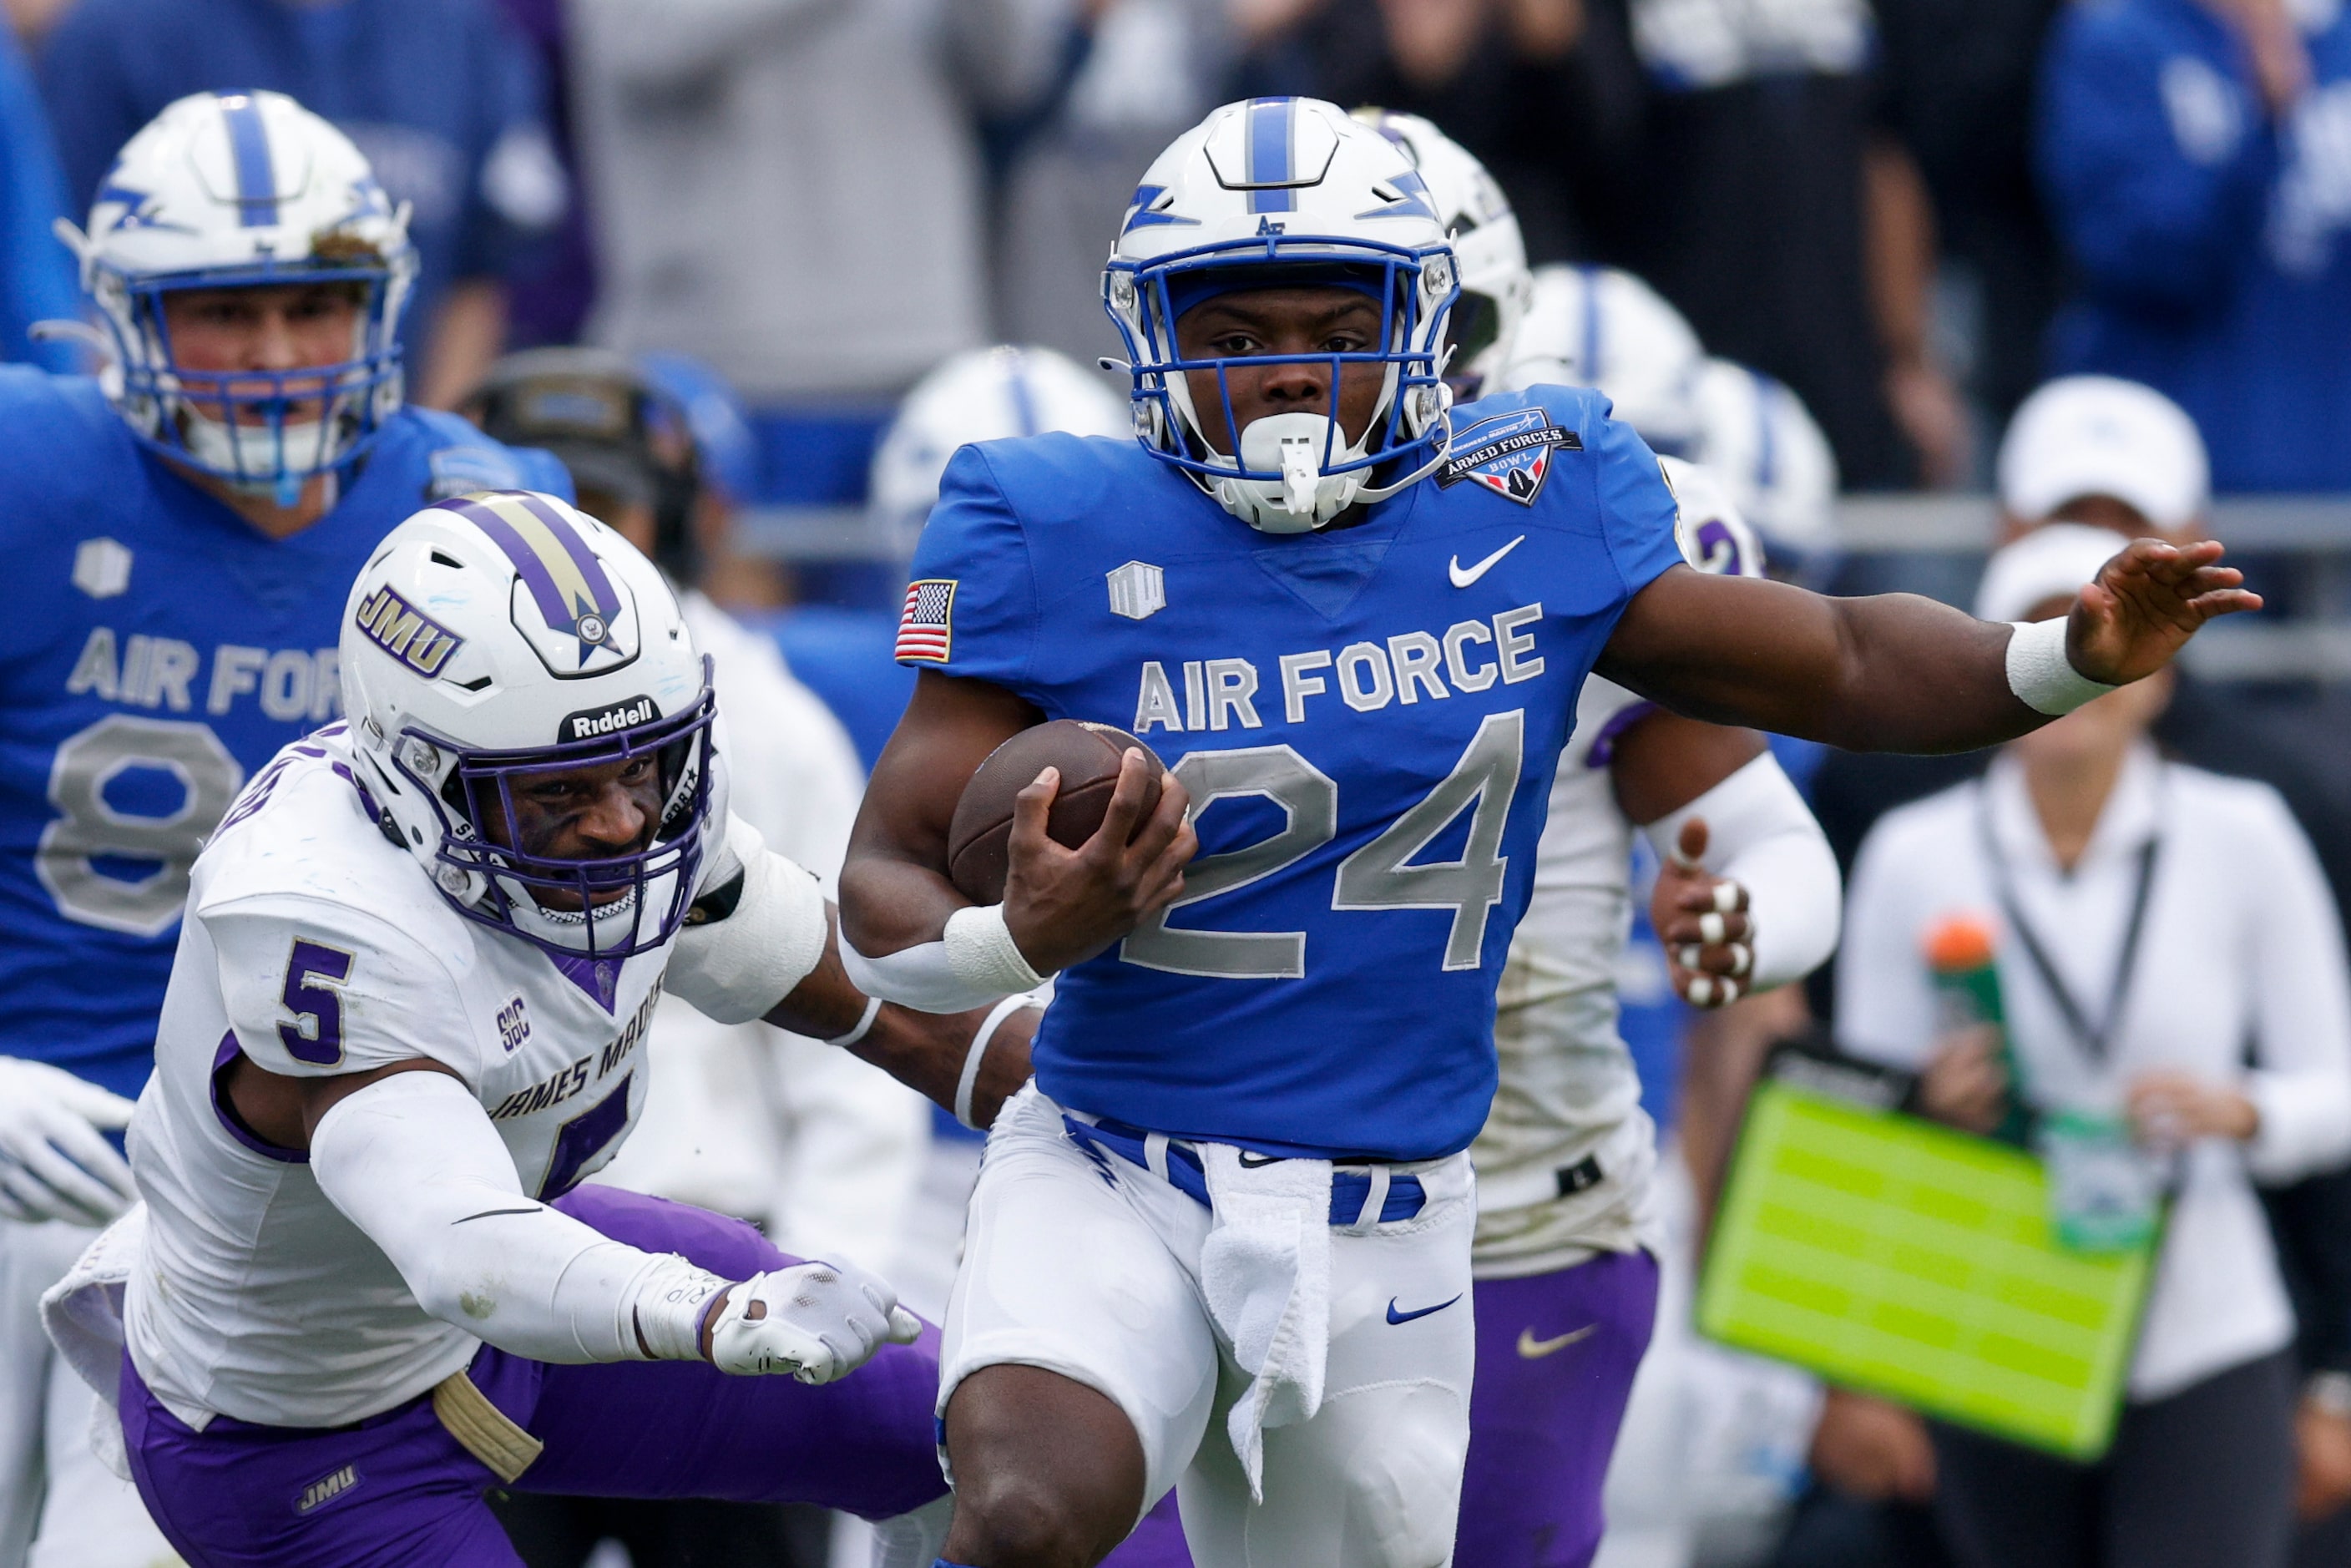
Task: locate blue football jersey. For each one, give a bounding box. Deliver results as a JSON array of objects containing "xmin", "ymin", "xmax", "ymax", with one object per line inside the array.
[
  {"xmin": 0, "ymin": 369, "xmax": 570, "ymax": 1100},
  {"xmin": 902, "ymin": 387, "xmax": 1686, "ymax": 1161}
]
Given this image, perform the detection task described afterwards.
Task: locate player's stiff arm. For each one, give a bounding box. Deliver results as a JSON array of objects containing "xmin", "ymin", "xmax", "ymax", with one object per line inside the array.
[
  {"xmin": 61, "ymin": 493, "xmax": 1034, "ymax": 1568},
  {"xmin": 835, "ymin": 98, "xmax": 2256, "ymax": 1568}
]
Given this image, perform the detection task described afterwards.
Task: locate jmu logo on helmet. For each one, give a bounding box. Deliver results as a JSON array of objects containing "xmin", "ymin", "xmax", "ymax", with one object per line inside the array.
[{"xmin": 352, "ymin": 585, "xmax": 463, "ymax": 676}]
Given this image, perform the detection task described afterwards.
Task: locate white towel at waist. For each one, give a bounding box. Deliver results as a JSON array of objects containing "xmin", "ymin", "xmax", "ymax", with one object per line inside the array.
[{"xmin": 1197, "ymin": 1145, "xmax": 1332, "ymax": 1501}]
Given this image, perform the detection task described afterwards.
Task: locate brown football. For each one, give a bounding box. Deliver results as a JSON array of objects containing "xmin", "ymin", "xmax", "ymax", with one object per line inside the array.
[{"xmin": 947, "ymin": 721, "xmax": 1164, "ymax": 905}]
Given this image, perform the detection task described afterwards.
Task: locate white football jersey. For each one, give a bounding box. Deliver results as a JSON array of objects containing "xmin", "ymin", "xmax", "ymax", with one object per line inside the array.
[
  {"xmin": 125, "ymin": 724, "xmax": 738, "ymax": 1429},
  {"xmin": 1472, "ymin": 673, "xmax": 1661, "ymax": 1275}
]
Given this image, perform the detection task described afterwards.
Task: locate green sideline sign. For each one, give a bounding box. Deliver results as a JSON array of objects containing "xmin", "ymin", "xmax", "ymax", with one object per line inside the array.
[{"xmin": 1696, "ymin": 1070, "xmax": 2156, "ymax": 1459}]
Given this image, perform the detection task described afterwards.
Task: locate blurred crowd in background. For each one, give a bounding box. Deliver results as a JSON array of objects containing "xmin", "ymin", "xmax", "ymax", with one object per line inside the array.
[
  {"xmin": 8, "ymin": 2, "xmax": 2351, "ymax": 1567},
  {"xmin": 1, "ymin": 0, "xmax": 2348, "ymax": 595}
]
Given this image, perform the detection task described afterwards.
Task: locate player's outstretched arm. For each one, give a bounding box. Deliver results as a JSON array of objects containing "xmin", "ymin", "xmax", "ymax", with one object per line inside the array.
[
  {"xmin": 242, "ymin": 1056, "xmax": 922, "ymax": 1383},
  {"xmin": 660, "ymin": 811, "xmax": 1039, "ymax": 1130},
  {"xmin": 837, "ymin": 670, "xmax": 1194, "ymax": 1009},
  {"xmin": 1595, "ymin": 538, "xmax": 2258, "ymax": 752}
]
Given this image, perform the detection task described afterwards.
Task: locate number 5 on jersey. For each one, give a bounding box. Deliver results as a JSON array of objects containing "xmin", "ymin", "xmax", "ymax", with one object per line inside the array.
[
  {"xmin": 1123, "ymin": 709, "xmax": 1524, "ymax": 979},
  {"xmin": 279, "ymin": 938, "xmax": 355, "ymax": 1066}
]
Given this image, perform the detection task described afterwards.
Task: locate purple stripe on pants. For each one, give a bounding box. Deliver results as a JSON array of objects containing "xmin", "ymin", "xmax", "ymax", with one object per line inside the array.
[
  {"xmin": 123, "ymin": 1186, "xmax": 948, "ymax": 1567},
  {"xmin": 1456, "ymin": 1248, "xmax": 1660, "ymax": 1568}
]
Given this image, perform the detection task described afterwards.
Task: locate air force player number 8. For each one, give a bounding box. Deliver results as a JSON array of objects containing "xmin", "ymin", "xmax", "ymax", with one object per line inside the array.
[
  {"xmin": 36, "ymin": 714, "xmax": 245, "ymax": 936},
  {"xmin": 1121, "ymin": 710, "xmax": 1524, "ymax": 979}
]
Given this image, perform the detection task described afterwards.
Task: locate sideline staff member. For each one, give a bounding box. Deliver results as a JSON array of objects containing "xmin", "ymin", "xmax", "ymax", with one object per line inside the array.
[{"xmin": 1837, "ymin": 525, "xmax": 2351, "ymax": 1568}]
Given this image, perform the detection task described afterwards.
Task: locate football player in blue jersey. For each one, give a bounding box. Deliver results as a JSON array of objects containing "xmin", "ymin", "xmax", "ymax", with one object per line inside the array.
[
  {"xmin": 0, "ymin": 89, "xmax": 568, "ymax": 1564},
  {"xmin": 837, "ymin": 98, "xmax": 2256, "ymax": 1568}
]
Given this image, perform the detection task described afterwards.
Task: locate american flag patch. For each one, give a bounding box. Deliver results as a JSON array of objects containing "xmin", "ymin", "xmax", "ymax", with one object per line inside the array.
[{"xmin": 896, "ymin": 579, "xmax": 957, "ymax": 662}]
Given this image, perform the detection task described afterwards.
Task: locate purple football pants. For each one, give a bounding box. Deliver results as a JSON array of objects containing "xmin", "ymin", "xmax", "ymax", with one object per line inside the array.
[
  {"xmin": 1455, "ymin": 1248, "xmax": 1660, "ymax": 1568},
  {"xmin": 121, "ymin": 1186, "xmax": 948, "ymax": 1567}
]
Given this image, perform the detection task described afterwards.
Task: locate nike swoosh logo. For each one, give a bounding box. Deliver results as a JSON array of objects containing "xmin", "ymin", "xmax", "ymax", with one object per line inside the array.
[
  {"xmin": 1386, "ymin": 1293, "xmax": 1464, "ymax": 1325},
  {"xmin": 1449, "ymin": 534, "xmax": 1525, "ymax": 588},
  {"xmin": 1516, "ymin": 1324, "xmax": 1597, "ymax": 1358},
  {"xmin": 1237, "ymin": 1151, "xmax": 1284, "ymax": 1167}
]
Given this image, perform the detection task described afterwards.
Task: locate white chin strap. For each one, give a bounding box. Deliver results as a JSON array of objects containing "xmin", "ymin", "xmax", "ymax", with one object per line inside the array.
[
  {"xmin": 499, "ymin": 871, "xmax": 672, "ymax": 957},
  {"xmin": 180, "ymin": 408, "xmax": 336, "ymax": 495}
]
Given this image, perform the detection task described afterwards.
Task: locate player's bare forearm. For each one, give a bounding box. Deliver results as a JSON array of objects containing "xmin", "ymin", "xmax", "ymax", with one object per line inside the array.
[
  {"xmin": 1598, "ymin": 539, "xmax": 2257, "ymax": 754},
  {"xmin": 761, "ymin": 906, "xmax": 1033, "ymax": 1129},
  {"xmin": 1597, "ymin": 571, "xmax": 2034, "ymax": 753},
  {"xmin": 852, "ymin": 1004, "xmax": 1035, "ymax": 1132},
  {"xmin": 840, "ymin": 670, "xmax": 1039, "ymax": 956}
]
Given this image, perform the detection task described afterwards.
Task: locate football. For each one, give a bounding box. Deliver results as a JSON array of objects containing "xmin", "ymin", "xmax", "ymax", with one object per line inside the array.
[{"xmin": 947, "ymin": 721, "xmax": 1164, "ymax": 904}]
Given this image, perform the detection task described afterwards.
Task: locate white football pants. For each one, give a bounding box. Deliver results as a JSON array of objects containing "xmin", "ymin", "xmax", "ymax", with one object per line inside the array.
[
  {"xmin": 0, "ymin": 1219, "xmax": 177, "ymax": 1568},
  {"xmin": 940, "ymin": 1086, "xmax": 1474, "ymax": 1568}
]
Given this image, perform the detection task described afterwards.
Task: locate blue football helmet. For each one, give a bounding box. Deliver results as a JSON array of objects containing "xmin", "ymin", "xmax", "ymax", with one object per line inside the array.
[
  {"xmin": 1103, "ymin": 97, "xmax": 1459, "ymax": 533},
  {"xmin": 56, "ymin": 91, "xmax": 417, "ymax": 505}
]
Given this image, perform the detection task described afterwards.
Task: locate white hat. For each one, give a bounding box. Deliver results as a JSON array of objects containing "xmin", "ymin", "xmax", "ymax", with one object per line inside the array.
[
  {"xmin": 1996, "ymin": 376, "xmax": 2208, "ymax": 531},
  {"xmin": 1974, "ymin": 523, "xmax": 2123, "ymax": 623}
]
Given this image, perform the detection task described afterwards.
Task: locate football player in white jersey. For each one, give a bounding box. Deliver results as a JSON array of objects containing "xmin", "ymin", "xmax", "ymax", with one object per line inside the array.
[
  {"xmin": 1378, "ymin": 109, "xmax": 1849, "ymax": 1568},
  {"xmin": 465, "ymin": 349, "xmax": 936, "ymax": 1565},
  {"xmin": 57, "ymin": 491, "xmax": 1034, "ymax": 1566}
]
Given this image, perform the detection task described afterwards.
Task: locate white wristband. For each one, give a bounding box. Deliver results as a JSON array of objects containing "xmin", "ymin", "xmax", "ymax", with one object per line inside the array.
[
  {"xmin": 824, "ymin": 996, "xmax": 883, "ymax": 1049},
  {"xmin": 958, "ymin": 994, "xmax": 1039, "ymax": 1130},
  {"xmin": 2005, "ymin": 617, "xmax": 2116, "ymax": 716},
  {"xmin": 944, "ymin": 903, "xmax": 1045, "ymax": 999}
]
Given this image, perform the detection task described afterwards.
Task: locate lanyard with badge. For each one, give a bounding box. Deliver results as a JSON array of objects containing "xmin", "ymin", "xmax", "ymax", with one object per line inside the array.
[{"xmin": 1975, "ymin": 778, "xmax": 2170, "ymax": 1252}]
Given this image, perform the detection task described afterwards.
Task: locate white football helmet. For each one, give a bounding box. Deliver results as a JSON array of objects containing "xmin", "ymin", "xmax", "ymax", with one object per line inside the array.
[
  {"xmin": 870, "ymin": 345, "xmax": 1130, "ymax": 546},
  {"xmin": 1350, "ymin": 109, "xmax": 1530, "ymax": 399},
  {"xmin": 1104, "ymin": 97, "xmax": 1459, "ymax": 533},
  {"xmin": 1498, "ymin": 265, "xmax": 1706, "ymax": 455},
  {"xmin": 341, "ymin": 491, "xmax": 723, "ymax": 963},
  {"xmin": 1692, "ymin": 357, "xmax": 1838, "ymax": 579},
  {"xmin": 1659, "ymin": 454, "xmax": 1766, "ymax": 580},
  {"xmin": 56, "ymin": 90, "xmax": 417, "ymax": 504}
]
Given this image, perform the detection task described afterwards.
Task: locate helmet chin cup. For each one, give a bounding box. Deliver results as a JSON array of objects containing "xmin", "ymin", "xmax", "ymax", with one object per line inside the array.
[{"xmin": 1218, "ymin": 412, "xmax": 1363, "ymax": 532}]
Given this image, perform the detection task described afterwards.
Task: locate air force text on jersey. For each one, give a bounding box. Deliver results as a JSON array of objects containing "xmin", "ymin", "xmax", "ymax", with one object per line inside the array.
[{"xmin": 1129, "ymin": 602, "xmax": 1547, "ymax": 734}]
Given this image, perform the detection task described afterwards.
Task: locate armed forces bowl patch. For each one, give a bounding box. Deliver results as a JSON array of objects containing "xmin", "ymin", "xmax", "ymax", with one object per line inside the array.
[
  {"xmin": 897, "ymin": 579, "xmax": 957, "ymax": 662},
  {"xmin": 1438, "ymin": 407, "xmax": 1582, "ymax": 505}
]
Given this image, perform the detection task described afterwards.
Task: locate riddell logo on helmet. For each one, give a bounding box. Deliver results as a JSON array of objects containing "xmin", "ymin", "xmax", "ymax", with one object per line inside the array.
[{"xmin": 559, "ymin": 696, "xmax": 660, "ymax": 742}]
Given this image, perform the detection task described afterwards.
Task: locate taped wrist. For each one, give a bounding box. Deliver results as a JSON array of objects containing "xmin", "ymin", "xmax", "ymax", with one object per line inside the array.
[
  {"xmin": 666, "ymin": 818, "xmax": 830, "ymax": 1024},
  {"xmin": 2006, "ymin": 617, "xmax": 2117, "ymax": 716},
  {"xmin": 841, "ymin": 904, "xmax": 1044, "ymax": 1015},
  {"xmin": 625, "ymin": 1254, "xmax": 733, "ymax": 1362},
  {"xmin": 1642, "ymin": 752, "xmax": 1841, "ymax": 991}
]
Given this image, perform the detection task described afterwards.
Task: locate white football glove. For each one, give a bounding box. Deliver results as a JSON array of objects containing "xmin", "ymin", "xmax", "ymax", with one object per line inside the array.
[
  {"xmin": 0, "ymin": 1058, "xmax": 138, "ymax": 1227},
  {"xmin": 705, "ymin": 1257, "xmax": 923, "ymax": 1383}
]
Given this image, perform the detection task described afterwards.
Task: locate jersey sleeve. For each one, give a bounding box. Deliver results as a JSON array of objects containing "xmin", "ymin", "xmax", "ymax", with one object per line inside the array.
[
  {"xmin": 1586, "ymin": 404, "xmax": 1689, "ymax": 602},
  {"xmin": 202, "ymin": 897, "xmax": 485, "ymax": 1084},
  {"xmin": 897, "ymin": 444, "xmax": 1039, "ymax": 690}
]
